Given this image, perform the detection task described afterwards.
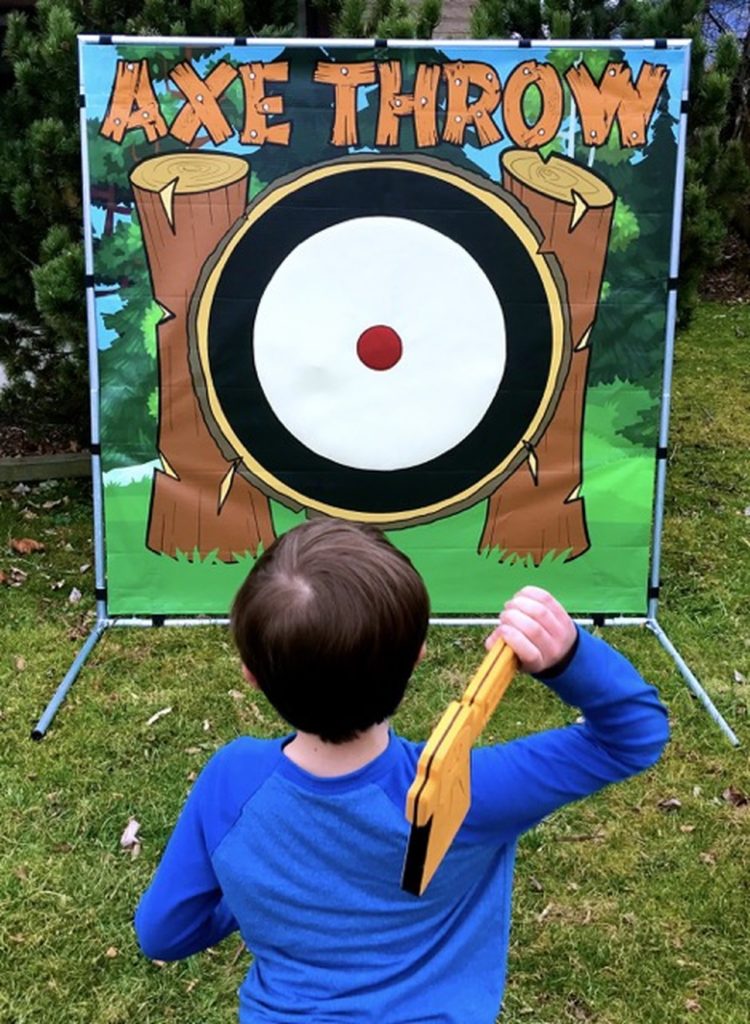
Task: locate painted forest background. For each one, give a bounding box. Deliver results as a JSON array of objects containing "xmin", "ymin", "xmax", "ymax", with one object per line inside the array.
[
  {"xmin": 88, "ymin": 40, "xmax": 675, "ymax": 470},
  {"xmin": 0, "ymin": 0, "xmax": 747, "ymax": 451}
]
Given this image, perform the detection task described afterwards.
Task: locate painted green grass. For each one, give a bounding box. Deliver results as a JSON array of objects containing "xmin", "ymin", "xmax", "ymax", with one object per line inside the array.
[
  {"xmin": 1, "ymin": 302, "xmax": 748, "ymax": 1023},
  {"xmin": 103, "ymin": 379, "xmax": 658, "ymax": 616}
]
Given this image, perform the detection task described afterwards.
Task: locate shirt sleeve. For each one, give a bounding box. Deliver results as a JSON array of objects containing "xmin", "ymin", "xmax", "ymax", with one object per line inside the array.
[
  {"xmin": 134, "ymin": 746, "xmax": 240, "ymax": 961},
  {"xmin": 464, "ymin": 626, "xmax": 670, "ymax": 844}
]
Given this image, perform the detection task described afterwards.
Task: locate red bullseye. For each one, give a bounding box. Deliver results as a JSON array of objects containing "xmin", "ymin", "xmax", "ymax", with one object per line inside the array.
[{"xmin": 356, "ymin": 325, "xmax": 403, "ymax": 371}]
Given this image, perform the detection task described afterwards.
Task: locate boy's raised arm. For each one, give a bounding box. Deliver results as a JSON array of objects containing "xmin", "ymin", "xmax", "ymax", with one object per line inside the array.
[{"xmin": 466, "ymin": 588, "xmax": 670, "ymax": 843}]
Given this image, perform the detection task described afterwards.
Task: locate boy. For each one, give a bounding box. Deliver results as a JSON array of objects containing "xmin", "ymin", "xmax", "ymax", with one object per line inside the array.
[{"xmin": 135, "ymin": 519, "xmax": 669, "ymax": 1023}]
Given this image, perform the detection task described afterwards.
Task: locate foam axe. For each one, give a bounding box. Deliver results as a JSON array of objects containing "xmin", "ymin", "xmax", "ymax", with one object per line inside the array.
[{"xmin": 401, "ymin": 639, "xmax": 518, "ymax": 896}]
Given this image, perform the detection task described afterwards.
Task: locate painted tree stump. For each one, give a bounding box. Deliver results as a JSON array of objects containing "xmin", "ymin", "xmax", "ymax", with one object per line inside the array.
[
  {"xmin": 480, "ymin": 151, "xmax": 615, "ymax": 565},
  {"xmin": 131, "ymin": 153, "xmax": 274, "ymax": 562}
]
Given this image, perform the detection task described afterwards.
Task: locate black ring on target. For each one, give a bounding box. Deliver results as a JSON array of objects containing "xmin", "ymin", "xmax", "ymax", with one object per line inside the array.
[{"xmin": 201, "ymin": 161, "xmax": 561, "ymax": 518}]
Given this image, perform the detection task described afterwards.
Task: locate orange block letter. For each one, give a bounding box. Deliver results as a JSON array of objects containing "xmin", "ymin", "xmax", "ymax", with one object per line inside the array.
[
  {"xmin": 503, "ymin": 61, "xmax": 563, "ymax": 149},
  {"xmin": 441, "ymin": 62, "xmax": 502, "ymax": 148},
  {"xmin": 100, "ymin": 59, "xmax": 168, "ymax": 144},
  {"xmin": 238, "ymin": 62, "xmax": 291, "ymax": 146},
  {"xmin": 169, "ymin": 61, "xmax": 238, "ymax": 145},
  {"xmin": 375, "ymin": 62, "xmax": 441, "ymax": 148},
  {"xmin": 314, "ymin": 62, "xmax": 376, "ymax": 146},
  {"xmin": 566, "ymin": 61, "xmax": 669, "ymax": 148}
]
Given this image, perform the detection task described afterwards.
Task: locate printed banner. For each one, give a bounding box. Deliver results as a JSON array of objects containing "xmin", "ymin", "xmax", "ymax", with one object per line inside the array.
[{"xmin": 80, "ymin": 38, "xmax": 689, "ymax": 615}]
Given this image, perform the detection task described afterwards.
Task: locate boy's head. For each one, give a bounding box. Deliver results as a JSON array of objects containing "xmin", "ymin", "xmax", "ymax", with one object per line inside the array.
[{"xmin": 231, "ymin": 518, "xmax": 430, "ymax": 744}]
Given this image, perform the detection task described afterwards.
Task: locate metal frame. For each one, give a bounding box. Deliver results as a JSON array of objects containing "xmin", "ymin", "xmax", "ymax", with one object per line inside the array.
[{"xmin": 32, "ymin": 38, "xmax": 739, "ymax": 746}]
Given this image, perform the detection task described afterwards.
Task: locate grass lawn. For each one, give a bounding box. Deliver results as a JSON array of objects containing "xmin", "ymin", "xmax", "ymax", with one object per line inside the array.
[{"xmin": 1, "ymin": 300, "xmax": 749, "ymax": 1023}]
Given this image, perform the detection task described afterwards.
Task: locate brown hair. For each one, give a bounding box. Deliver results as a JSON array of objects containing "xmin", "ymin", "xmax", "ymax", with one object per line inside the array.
[{"xmin": 231, "ymin": 518, "xmax": 430, "ymax": 743}]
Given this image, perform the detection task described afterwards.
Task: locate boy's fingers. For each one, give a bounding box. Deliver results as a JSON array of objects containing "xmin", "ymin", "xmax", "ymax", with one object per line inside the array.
[
  {"xmin": 502, "ymin": 593, "xmax": 568, "ymax": 645},
  {"xmin": 484, "ymin": 626, "xmax": 505, "ymax": 651},
  {"xmin": 511, "ymin": 587, "xmax": 571, "ymax": 625},
  {"xmin": 486, "ymin": 588, "xmax": 576, "ymax": 673},
  {"xmin": 495, "ymin": 620, "xmax": 543, "ymax": 672},
  {"xmin": 485, "ymin": 593, "xmax": 560, "ymax": 653}
]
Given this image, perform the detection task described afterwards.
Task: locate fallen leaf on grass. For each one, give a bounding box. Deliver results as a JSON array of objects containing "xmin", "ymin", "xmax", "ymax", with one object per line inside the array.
[
  {"xmin": 734, "ymin": 670, "xmax": 747, "ymax": 684},
  {"xmin": 536, "ymin": 902, "xmax": 554, "ymax": 922},
  {"xmin": 230, "ymin": 941, "xmax": 247, "ymax": 966},
  {"xmin": 699, "ymin": 850, "xmax": 716, "ymax": 865},
  {"xmin": 9, "ymin": 933, "xmax": 25, "ymax": 944},
  {"xmin": 68, "ymin": 587, "xmax": 82, "ymax": 604},
  {"xmin": 15, "ymin": 656, "xmax": 26, "ymax": 671},
  {"xmin": 722, "ymin": 786, "xmax": 748, "ymax": 807},
  {"xmin": 565, "ymin": 996, "xmax": 593, "ymax": 1022},
  {"xmin": 105, "ymin": 946, "xmax": 119, "ymax": 959},
  {"xmin": 685, "ymin": 998, "xmax": 701, "ymax": 1012},
  {"xmin": 185, "ymin": 980, "xmax": 199, "ymax": 993},
  {"xmin": 528, "ymin": 875, "xmax": 544, "ymax": 893},
  {"xmin": 120, "ymin": 817, "xmax": 141, "ymax": 858},
  {"xmin": 22, "ymin": 509, "xmax": 37, "ymax": 521},
  {"xmin": 244, "ymin": 702, "xmax": 267, "ymax": 725},
  {"xmin": 187, "ymin": 771, "xmax": 197, "ymax": 782},
  {"xmin": 146, "ymin": 706, "xmax": 172, "ymax": 727},
  {"xmin": 50, "ymin": 579, "xmax": 65, "ymax": 590},
  {"xmin": 658, "ymin": 797, "xmax": 682, "ymax": 812},
  {"xmin": 680, "ymin": 824, "xmax": 696, "ymax": 834},
  {"xmin": 68, "ymin": 614, "xmax": 94, "ymax": 641},
  {"xmin": 228, "ymin": 689, "xmax": 245, "ymax": 702},
  {"xmin": 152, "ymin": 959, "xmax": 167, "ymax": 968},
  {"xmin": 202, "ymin": 719, "xmax": 211, "ymax": 732},
  {"xmin": 6, "ymin": 567, "xmax": 28, "ymax": 587},
  {"xmin": 10, "ymin": 537, "xmax": 45, "ymax": 555},
  {"xmin": 79, "ymin": 563, "xmax": 91, "ymax": 574},
  {"xmin": 692, "ymin": 786, "xmax": 702, "ymax": 797}
]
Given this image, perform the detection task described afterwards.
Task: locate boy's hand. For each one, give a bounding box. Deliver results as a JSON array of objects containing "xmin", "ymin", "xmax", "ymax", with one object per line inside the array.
[{"xmin": 484, "ymin": 586, "xmax": 577, "ymax": 675}]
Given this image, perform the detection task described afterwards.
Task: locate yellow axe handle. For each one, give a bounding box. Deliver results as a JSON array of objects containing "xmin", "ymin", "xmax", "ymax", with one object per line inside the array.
[{"xmin": 401, "ymin": 639, "xmax": 518, "ymax": 896}]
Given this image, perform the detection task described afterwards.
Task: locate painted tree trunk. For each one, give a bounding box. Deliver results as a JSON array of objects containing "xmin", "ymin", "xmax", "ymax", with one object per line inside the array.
[
  {"xmin": 131, "ymin": 153, "xmax": 275, "ymax": 562},
  {"xmin": 480, "ymin": 150, "xmax": 615, "ymax": 565}
]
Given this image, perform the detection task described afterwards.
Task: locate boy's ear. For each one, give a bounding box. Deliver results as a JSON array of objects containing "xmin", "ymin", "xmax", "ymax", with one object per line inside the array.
[
  {"xmin": 241, "ymin": 663, "xmax": 259, "ymax": 689},
  {"xmin": 415, "ymin": 642, "xmax": 427, "ymax": 667}
]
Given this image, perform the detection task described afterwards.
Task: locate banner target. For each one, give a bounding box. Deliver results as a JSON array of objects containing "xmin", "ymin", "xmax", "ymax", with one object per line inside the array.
[{"xmin": 192, "ymin": 157, "xmax": 570, "ymax": 526}]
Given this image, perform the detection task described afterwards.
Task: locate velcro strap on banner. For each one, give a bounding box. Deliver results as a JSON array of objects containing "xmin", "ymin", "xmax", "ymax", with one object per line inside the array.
[
  {"xmin": 654, "ymin": 38, "xmax": 667, "ymax": 49},
  {"xmin": 79, "ymin": 94, "xmax": 86, "ymax": 109},
  {"xmin": 95, "ymin": 587, "xmax": 107, "ymax": 601},
  {"xmin": 668, "ymin": 276, "xmax": 679, "ymax": 290},
  {"xmin": 375, "ymin": 38, "xmax": 387, "ymax": 49},
  {"xmin": 84, "ymin": 273, "xmax": 95, "ymax": 288},
  {"xmin": 151, "ymin": 615, "xmax": 166, "ymax": 627},
  {"xmin": 681, "ymin": 99, "xmax": 689, "ymax": 114},
  {"xmin": 648, "ymin": 585, "xmax": 661, "ymax": 600},
  {"xmin": 98, "ymin": 34, "xmax": 113, "ymax": 45},
  {"xmin": 90, "ymin": 442, "xmax": 101, "ymax": 455},
  {"xmin": 592, "ymin": 614, "xmax": 606, "ymax": 627},
  {"xmin": 519, "ymin": 39, "xmax": 532, "ymax": 48},
  {"xmin": 234, "ymin": 37, "xmax": 247, "ymax": 46},
  {"xmin": 656, "ymin": 446, "xmax": 668, "ymax": 460}
]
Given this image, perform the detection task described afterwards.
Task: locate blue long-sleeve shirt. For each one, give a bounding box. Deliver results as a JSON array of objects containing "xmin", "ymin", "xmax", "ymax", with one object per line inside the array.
[{"xmin": 135, "ymin": 627, "xmax": 669, "ymax": 1022}]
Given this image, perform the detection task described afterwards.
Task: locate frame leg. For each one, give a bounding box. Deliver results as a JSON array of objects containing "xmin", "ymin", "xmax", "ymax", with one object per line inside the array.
[
  {"xmin": 31, "ymin": 620, "xmax": 109, "ymax": 740},
  {"xmin": 647, "ymin": 619, "xmax": 740, "ymax": 747}
]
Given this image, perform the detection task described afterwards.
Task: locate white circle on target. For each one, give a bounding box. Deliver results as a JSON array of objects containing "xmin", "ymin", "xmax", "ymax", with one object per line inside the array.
[{"xmin": 254, "ymin": 216, "xmax": 506, "ymax": 471}]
